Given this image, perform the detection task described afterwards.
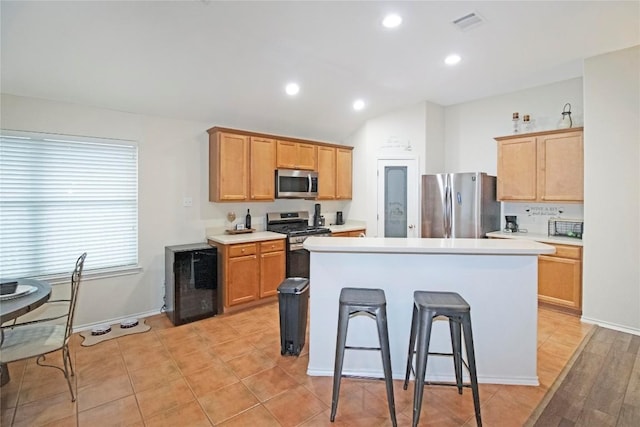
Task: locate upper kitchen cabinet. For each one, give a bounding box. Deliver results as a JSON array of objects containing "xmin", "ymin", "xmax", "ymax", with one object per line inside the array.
[
  {"xmin": 208, "ymin": 126, "xmax": 353, "ymax": 202},
  {"xmin": 276, "ymin": 140, "xmax": 317, "ymax": 170},
  {"xmin": 208, "ymin": 128, "xmax": 276, "ymax": 202},
  {"xmin": 209, "ymin": 131, "xmax": 249, "ymax": 202},
  {"xmin": 317, "ymin": 146, "xmax": 353, "ymax": 200},
  {"xmin": 317, "ymin": 146, "xmax": 336, "ymax": 199},
  {"xmin": 336, "ymin": 148, "xmax": 353, "ymax": 200},
  {"xmin": 495, "ymin": 128, "xmax": 583, "ymax": 202},
  {"xmin": 249, "ymin": 136, "xmax": 276, "ymax": 201}
]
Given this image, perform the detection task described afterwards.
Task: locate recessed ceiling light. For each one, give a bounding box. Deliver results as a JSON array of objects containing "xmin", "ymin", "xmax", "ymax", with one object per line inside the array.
[
  {"xmin": 382, "ymin": 14, "xmax": 402, "ymax": 29},
  {"xmin": 285, "ymin": 82, "xmax": 300, "ymax": 96},
  {"xmin": 444, "ymin": 54, "xmax": 461, "ymax": 65},
  {"xmin": 353, "ymin": 99, "xmax": 365, "ymax": 111}
]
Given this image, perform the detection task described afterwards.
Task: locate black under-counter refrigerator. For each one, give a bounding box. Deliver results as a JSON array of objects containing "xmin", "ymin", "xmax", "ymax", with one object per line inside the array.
[{"xmin": 164, "ymin": 243, "xmax": 219, "ymax": 325}]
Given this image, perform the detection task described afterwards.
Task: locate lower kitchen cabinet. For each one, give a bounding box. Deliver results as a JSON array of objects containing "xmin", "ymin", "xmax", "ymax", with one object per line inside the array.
[
  {"xmin": 226, "ymin": 243, "xmax": 259, "ymax": 306},
  {"xmin": 538, "ymin": 243, "xmax": 582, "ymax": 314},
  {"xmin": 214, "ymin": 239, "xmax": 286, "ymax": 311},
  {"xmin": 259, "ymin": 240, "xmax": 286, "ymax": 298}
]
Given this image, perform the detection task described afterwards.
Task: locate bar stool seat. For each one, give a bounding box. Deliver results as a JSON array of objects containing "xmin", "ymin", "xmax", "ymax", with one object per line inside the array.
[
  {"xmin": 330, "ymin": 287, "xmax": 397, "ymax": 426},
  {"xmin": 403, "ymin": 291, "xmax": 482, "ymax": 427}
]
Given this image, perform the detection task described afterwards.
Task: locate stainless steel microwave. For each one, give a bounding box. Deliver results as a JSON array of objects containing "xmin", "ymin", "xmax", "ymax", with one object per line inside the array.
[{"xmin": 275, "ymin": 169, "xmax": 318, "ymax": 199}]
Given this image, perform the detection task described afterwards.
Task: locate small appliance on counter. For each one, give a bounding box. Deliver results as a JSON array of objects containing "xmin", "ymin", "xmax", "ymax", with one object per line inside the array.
[
  {"xmin": 504, "ymin": 216, "xmax": 519, "ymax": 233},
  {"xmin": 313, "ymin": 203, "xmax": 322, "ymax": 227},
  {"xmin": 336, "ymin": 211, "xmax": 344, "ymax": 225}
]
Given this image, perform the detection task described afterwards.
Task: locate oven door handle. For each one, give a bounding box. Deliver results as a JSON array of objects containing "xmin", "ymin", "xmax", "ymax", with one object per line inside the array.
[{"xmin": 289, "ymin": 243, "xmax": 306, "ymax": 251}]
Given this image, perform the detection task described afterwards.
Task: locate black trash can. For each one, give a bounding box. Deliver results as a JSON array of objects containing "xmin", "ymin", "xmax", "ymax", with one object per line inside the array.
[{"xmin": 278, "ymin": 277, "xmax": 310, "ymax": 356}]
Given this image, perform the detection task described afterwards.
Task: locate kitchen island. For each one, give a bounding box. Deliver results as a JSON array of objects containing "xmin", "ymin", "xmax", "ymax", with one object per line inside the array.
[{"xmin": 303, "ymin": 237, "xmax": 554, "ymax": 385}]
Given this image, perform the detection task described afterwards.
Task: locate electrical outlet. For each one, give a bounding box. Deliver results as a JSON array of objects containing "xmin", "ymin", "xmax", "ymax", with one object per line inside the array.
[{"xmin": 183, "ymin": 197, "xmax": 193, "ymax": 207}]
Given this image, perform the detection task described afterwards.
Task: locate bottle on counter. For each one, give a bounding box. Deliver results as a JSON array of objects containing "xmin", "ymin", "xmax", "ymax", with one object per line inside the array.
[{"xmin": 245, "ymin": 209, "xmax": 251, "ymax": 229}]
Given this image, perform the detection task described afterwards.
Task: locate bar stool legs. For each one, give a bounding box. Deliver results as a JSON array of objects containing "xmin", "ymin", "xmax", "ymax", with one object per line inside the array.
[
  {"xmin": 403, "ymin": 291, "xmax": 482, "ymax": 427},
  {"xmin": 330, "ymin": 287, "xmax": 397, "ymax": 427}
]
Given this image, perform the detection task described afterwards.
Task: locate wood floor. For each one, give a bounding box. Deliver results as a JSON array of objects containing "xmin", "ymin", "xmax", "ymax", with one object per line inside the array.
[
  {"xmin": 532, "ymin": 326, "xmax": 640, "ymax": 426},
  {"xmin": 0, "ymin": 303, "xmax": 594, "ymax": 426}
]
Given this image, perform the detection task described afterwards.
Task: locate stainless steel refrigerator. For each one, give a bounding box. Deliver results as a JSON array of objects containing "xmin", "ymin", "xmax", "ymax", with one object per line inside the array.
[{"xmin": 421, "ymin": 172, "xmax": 500, "ymax": 238}]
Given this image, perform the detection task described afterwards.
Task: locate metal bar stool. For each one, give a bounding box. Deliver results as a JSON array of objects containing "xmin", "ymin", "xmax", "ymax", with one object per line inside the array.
[
  {"xmin": 403, "ymin": 291, "xmax": 482, "ymax": 427},
  {"xmin": 330, "ymin": 287, "xmax": 397, "ymax": 426}
]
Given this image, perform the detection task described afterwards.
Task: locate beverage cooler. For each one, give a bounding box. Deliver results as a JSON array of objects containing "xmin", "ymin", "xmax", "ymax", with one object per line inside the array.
[{"xmin": 164, "ymin": 243, "xmax": 219, "ymax": 325}]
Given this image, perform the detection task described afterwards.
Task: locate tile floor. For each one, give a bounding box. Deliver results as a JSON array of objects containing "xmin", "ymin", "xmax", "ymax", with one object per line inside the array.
[{"xmin": 0, "ymin": 302, "xmax": 593, "ymax": 426}]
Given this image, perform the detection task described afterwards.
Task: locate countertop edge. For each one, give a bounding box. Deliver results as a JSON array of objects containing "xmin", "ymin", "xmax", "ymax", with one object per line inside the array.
[
  {"xmin": 486, "ymin": 231, "xmax": 583, "ymax": 246},
  {"xmin": 304, "ymin": 237, "xmax": 555, "ymax": 255},
  {"xmin": 207, "ymin": 231, "xmax": 286, "ymax": 245}
]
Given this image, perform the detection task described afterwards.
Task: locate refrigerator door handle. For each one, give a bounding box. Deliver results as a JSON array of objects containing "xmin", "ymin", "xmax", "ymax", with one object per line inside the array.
[{"xmin": 444, "ymin": 181, "xmax": 452, "ymax": 238}]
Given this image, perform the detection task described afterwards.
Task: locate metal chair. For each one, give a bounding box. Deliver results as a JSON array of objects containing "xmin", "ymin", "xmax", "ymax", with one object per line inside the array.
[
  {"xmin": 403, "ymin": 291, "xmax": 482, "ymax": 427},
  {"xmin": 330, "ymin": 287, "xmax": 397, "ymax": 426},
  {"xmin": 0, "ymin": 253, "xmax": 87, "ymax": 401}
]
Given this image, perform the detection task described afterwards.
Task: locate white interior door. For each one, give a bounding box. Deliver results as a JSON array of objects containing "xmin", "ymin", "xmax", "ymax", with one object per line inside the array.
[{"xmin": 377, "ymin": 158, "xmax": 419, "ymax": 237}]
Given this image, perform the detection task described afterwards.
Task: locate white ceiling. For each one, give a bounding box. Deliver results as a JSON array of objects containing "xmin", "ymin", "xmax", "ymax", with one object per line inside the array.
[{"xmin": 1, "ymin": 1, "xmax": 639, "ymax": 142}]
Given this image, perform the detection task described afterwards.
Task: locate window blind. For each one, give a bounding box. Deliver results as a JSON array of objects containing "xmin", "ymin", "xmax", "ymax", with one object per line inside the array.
[{"xmin": 0, "ymin": 130, "xmax": 138, "ymax": 279}]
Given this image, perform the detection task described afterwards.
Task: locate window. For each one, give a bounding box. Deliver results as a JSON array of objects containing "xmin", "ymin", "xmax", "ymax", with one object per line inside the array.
[{"xmin": 0, "ymin": 130, "xmax": 138, "ymax": 279}]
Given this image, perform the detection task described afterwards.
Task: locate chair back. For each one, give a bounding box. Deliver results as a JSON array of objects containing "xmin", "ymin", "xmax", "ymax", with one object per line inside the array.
[{"xmin": 64, "ymin": 252, "xmax": 86, "ymax": 343}]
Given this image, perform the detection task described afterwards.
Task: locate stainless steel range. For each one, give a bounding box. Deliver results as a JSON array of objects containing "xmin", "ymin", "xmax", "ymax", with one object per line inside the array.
[{"xmin": 266, "ymin": 211, "xmax": 331, "ymax": 278}]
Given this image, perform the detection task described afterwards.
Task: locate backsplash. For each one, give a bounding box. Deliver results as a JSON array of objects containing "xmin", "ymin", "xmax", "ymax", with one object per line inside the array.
[{"xmin": 501, "ymin": 202, "xmax": 584, "ymax": 234}]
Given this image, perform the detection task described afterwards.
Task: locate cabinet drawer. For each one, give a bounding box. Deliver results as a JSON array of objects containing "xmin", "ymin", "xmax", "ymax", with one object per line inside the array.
[
  {"xmin": 260, "ymin": 239, "xmax": 285, "ymax": 253},
  {"xmin": 229, "ymin": 243, "xmax": 257, "ymax": 258},
  {"xmin": 549, "ymin": 244, "xmax": 582, "ymax": 260}
]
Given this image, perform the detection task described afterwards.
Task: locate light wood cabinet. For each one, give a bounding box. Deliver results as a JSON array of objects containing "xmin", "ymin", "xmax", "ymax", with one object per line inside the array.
[
  {"xmin": 259, "ymin": 240, "xmax": 286, "ymax": 298},
  {"xmin": 318, "ymin": 146, "xmax": 353, "ymax": 200},
  {"xmin": 276, "ymin": 140, "xmax": 317, "ymax": 170},
  {"xmin": 336, "ymin": 148, "xmax": 353, "ymax": 200},
  {"xmin": 250, "ymin": 136, "xmax": 276, "ymax": 201},
  {"xmin": 317, "ymin": 146, "xmax": 336, "ymax": 200},
  {"xmin": 212, "ymin": 239, "xmax": 285, "ymax": 311},
  {"xmin": 538, "ymin": 244, "xmax": 582, "ymax": 314},
  {"xmin": 226, "ymin": 243, "xmax": 259, "ymax": 306},
  {"xmin": 209, "ymin": 132, "xmax": 249, "ymax": 201},
  {"xmin": 209, "ymin": 131, "xmax": 277, "ymax": 202},
  {"xmin": 208, "ymin": 127, "xmax": 353, "ymax": 202},
  {"xmin": 495, "ymin": 128, "xmax": 583, "ymax": 202}
]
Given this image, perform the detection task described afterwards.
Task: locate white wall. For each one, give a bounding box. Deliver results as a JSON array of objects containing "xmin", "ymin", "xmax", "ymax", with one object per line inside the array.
[
  {"xmin": 345, "ymin": 101, "xmax": 445, "ymax": 235},
  {"xmin": 0, "ymin": 94, "xmax": 349, "ymax": 327},
  {"xmin": 444, "ymin": 78, "xmax": 584, "ymax": 174},
  {"xmin": 582, "ymin": 46, "xmax": 640, "ymax": 333}
]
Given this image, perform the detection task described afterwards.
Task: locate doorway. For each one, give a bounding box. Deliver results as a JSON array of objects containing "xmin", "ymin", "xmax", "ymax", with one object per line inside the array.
[{"xmin": 376, "ymin": 158, "xmax": 419, "ymax": 237}]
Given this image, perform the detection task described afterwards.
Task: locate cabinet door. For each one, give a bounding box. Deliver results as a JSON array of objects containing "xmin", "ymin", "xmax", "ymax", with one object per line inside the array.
[
  {"xmin": 336, "ymin": 148, "xmax": 353, "ymax": 200},
  {"xmin": 538, "ymin": 131, "xmax": 583, "ymax": 201},
  {"xmin": 276, "ymin": 140, "xmax": 297, "ymax": 169},
  {"xmin": 317, "ymin": 146, "xmax": 336, "ymax": 199},
  {"xmin": 538, "ymin": 255, "xmax": 582, "ymax": 311},
  {"xmin": 331, "ymin": 231, "xmax": 350, "ymax": 237},
  {"xmin": 260, "ymin": 250, "xmax": 285, "ymax": 298},
  {"xmin": 210, "ymin": 132, "xmax": 249, "ymax": 201},
  {"xmin": 297, "ymin": 143, "xmax": 317, "ymax": 170},
  {"xmin": 250, "ymin": 137, "xmax": 276, "ymax": 200},
  {"xmin": 227, "ymin": 255, "xmax": 259, "ymax": 306},
  {"xmin": 497, "ymin": 137, "xmax": 537, "ymax": 201}
]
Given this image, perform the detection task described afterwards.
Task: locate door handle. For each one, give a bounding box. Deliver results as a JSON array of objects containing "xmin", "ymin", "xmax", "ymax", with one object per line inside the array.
[{"xmin": 408, "ymin": 224, "xmax": 415, "ymax": 229}]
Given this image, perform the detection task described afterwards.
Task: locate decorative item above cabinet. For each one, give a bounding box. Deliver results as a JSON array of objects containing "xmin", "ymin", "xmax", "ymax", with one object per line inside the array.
[{"xmin": 495, "ymin": 127, "xmax": 583, "ymax": 203}]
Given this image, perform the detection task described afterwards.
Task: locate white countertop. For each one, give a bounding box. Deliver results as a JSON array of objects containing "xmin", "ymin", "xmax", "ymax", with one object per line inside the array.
[
  {"xmin": 207, "ymin": 231, "xmax": 286, "ymax": 245},
  {"xmin": 327, "ymin": 223, "xmax": 367, "ymax": 234},
  {"xmin": 486, "ymin": 231, "xmax": 583, "ymax": 246},
  {"xmin": 304, "ymin": 236, "xmax": 554, "ymax": 255}
]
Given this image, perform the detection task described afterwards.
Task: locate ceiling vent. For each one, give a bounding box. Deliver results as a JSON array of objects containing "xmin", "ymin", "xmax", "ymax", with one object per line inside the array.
[{"xmin": 452, "ymin": 12, "xmax": 484, "ymax": 31}]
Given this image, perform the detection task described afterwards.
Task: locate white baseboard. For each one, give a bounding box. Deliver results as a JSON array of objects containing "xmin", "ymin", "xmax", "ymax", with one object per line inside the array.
[{"xmin": 580, "ymin": 316, "xmax": 640, "ymax": 336}]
